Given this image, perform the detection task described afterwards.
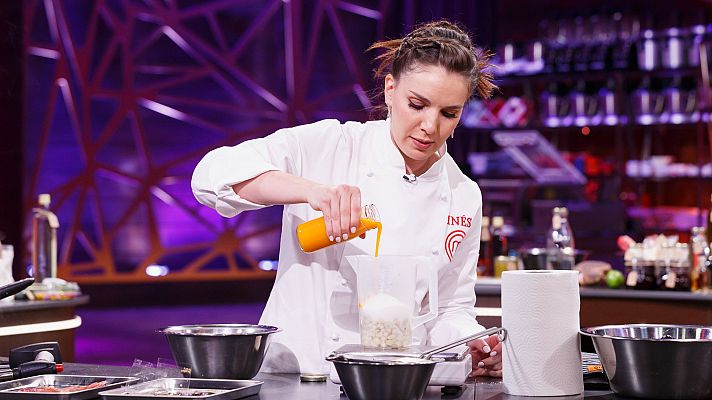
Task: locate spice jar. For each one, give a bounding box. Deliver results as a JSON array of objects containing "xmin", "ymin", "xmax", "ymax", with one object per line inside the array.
[
  {"xmin": 624, "ymin": 244, "xmax": 657, "ymax": 290},
  {"xmin": 657, "ymin": 244, "xmax": 691, "ymax": 291},
  {"xmin": 494, "ymin": 255, "xmax": 519, "ymax": 278}
]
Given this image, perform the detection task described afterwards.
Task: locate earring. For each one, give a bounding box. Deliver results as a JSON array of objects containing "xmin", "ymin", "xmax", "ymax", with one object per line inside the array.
[{"xmin": 450, "ymin": 131, "xmax": 454, "ymax": 139}]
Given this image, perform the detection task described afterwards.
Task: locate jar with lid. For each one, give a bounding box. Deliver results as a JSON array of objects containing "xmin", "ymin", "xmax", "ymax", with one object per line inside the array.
[
  {"xmin": 494, "ymin": 255, "xmax": 519, "ymax": 278},
  {"xmin": 657, "ymin": 243, "xmax": 691, "ymax": 291},
  {"xmin": 624, "ymin": 243, "xmax": 657, "ymax": 290}
]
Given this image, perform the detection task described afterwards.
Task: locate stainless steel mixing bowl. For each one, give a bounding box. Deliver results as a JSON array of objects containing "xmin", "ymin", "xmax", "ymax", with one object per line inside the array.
[
  {"xmin": 326, "ymin": 353, "xmax": 437, "ymax": 400},
  {"xmin": 520, "ymin": 248, "xmax": 590, "ymax": 269},
  {"xmin": 159, "ymin": 324, "xmax": 280, "ymax": 380},
  {"xmin": 580, "ymin": 324, "xmax": 712, "ymax": 399}
]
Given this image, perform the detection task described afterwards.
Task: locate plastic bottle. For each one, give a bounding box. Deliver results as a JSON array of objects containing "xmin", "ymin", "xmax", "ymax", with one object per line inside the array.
[
  {"xmin": 31, "ymin": 194, "xmax": 59, "ymax": 283},
  {"xmin": 296, "ymin": 204, "xmax": 381, "ymax": 254},
  {"xmin": 546, "ymin": 207, "xmax": 576, "ymax": 270}
]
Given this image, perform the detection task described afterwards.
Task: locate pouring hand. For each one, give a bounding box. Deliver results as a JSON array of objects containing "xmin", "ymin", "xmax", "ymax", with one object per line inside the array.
[
  {"xmin": 468, "ymin": 334, "xmax": 502, "ymax": 378},
  {"xmin": 306, "ymin": 184, "xmax": 362, "ymax": 242}
]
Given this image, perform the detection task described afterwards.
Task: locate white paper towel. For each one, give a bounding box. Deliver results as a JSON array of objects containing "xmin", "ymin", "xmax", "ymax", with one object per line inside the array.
[
  {"xmin": 0, "ymin": 245, "xmax": 15, "ymax": 303},
  {"xmin": 502, "ymin": 270, "xmax": 583, "ymax": 396}
]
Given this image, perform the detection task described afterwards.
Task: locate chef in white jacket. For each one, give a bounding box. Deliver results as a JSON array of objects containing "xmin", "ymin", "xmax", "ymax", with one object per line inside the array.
[{"xmin": 191, "ymin": 20, "xmax": 503, "ymax": 377}]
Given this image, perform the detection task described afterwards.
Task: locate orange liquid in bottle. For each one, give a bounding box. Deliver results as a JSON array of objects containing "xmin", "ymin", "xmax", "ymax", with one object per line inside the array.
[{"xmin": 297, "ymin": 205, "xmax": 381, "ymax": 255}]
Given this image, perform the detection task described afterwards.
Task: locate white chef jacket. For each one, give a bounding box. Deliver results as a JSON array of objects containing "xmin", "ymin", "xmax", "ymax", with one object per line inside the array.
[{"xmin": 191, "ymin": 118, "xmax": 485, "ymax": 374}]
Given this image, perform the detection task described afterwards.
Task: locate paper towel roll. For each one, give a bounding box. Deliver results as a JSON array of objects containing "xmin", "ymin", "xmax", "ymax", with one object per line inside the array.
[{"xmin": 502, "ymin": 270, "xmax": 583, "ymax": 396}]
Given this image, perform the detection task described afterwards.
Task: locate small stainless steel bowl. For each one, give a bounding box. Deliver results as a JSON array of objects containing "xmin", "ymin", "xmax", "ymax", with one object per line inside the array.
[
  {"xmin": 520, "ymin": 248, "xmax": 590, "ymax": 270},
  {"xmin": 581, "ymin": 324, "xmax": 712, "ymax": 399},
  {"xmin": 159, "ymin": 324, "xmax": 280, "ymax": 380},
  {"xmin": 326, "ymin": 352, "xmax": 437, "ymax": 400}
]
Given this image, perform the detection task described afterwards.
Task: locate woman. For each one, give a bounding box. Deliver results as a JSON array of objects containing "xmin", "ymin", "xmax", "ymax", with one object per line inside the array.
[{"xmin": 192, "ymin": 20, "xmax": 502, "ymax": 377}]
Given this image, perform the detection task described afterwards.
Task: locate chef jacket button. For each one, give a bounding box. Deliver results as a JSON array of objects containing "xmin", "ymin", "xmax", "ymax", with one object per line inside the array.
[
  {"xmin": 366, "ymin": 171, "xmax": 374, "ymax": 177},
  {"xmin": 440, "ymin": 193, "xmax": 448, "ymax": 201},
  {"xmin": 431, "ymin": 247, "xmax": 439, "ymax": 255},
  {"xmin": 331, "ymin": 333, "xmax": 340, "ymax": 341},
  {"xmin": 340, "ymin": 278, "xmax": 348, "ymax": 286}
]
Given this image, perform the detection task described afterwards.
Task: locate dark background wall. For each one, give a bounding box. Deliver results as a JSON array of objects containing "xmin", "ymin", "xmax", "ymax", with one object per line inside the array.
[
  {"xmin": 2, "ymin": 0, "xmax": 710, "ymax": 303},
  {"xmin": 16, "ymin": 0, "xmax": 489, "ymax": 289},
  {"xmin": 0, "ymin": 1, "xmax": 22, "ymax": 277}
]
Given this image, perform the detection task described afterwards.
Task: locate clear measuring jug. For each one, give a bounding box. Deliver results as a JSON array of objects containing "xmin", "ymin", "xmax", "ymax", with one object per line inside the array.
[{"xmin": 345, "ymin": 255, "xmax": 439, "ymax": 349}]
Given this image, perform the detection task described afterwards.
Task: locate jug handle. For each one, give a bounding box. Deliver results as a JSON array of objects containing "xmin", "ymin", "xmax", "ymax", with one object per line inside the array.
[{"xmin": 412, "ymin": 258, "xmax": 439, "ymax": 329}]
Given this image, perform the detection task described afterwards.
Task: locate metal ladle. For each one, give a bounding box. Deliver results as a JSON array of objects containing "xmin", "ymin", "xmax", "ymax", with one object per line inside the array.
[
  {"xmin": 419, "ymin": 326, "xmax": 507, "ymax": 360},
  {"xmin": 327, "ymin": 326, "xmax": 507, "ymax": 364}
]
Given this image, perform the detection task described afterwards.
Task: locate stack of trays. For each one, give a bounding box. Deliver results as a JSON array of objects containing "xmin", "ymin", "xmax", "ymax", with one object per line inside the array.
[{"xmin": 0, "ymin": 375, "xmax": 262, "ymax": 400}]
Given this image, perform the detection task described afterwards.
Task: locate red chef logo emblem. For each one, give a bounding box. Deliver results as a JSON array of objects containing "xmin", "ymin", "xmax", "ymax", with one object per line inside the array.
[{"xmin": 445, "ymin": 229, "xmax": 465, "ymax": 261}]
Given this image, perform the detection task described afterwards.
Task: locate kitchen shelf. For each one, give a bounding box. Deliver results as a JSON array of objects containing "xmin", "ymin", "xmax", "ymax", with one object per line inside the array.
[
  {"xmin": 461, "ymin": 120, "xmax": 704, "ymax": 133},
  {"xmin": 627, "ymin": 176, "xmax": 712, "ymax": 182},
  {"xmin": 495, "ymin": 66, "xmax": 701, "ymax": 86}
]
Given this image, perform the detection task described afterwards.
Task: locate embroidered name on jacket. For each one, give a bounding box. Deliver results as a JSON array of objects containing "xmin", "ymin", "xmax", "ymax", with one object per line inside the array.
[{"xmin": 445, "ymin": 215, "xmax": 471, "ymax": 261}]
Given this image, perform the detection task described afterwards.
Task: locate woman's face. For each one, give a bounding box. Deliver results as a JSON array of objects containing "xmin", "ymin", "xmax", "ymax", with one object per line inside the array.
[{"xmin": 384, "ymin": 63, "xmax": 469, "ymax": 175}]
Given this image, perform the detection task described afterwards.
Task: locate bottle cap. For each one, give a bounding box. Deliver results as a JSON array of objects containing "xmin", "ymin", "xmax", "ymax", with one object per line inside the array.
[
  {"xmin": 492, "ymin": 216, "xmax": 504, "ymax": 227},
  {"xmin": 559, "ymin": 207, "xmax": 569, "ymax": 217},
  {"xmin": 38, "ymin": 194, "xmax": 51, "ymax": 207},
  {"xmin": 481, "ymin": 216, "xmax": 490, "ymax": 226}
]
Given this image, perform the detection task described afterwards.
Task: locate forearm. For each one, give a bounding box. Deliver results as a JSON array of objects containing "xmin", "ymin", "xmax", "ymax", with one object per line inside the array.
[{"xmin": 232, "ymin": 170, "xmax": 322, "ymax": 206}]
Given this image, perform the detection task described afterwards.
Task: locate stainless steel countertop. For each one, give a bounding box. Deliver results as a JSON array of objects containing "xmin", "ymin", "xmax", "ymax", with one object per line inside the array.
[
  {"xmin": 0, "ymin": 295, "xmax": 89, "ymax": 312},
  {"xmin": 60, "ymin": 362, "xmax": 619, "ymax": 399}
]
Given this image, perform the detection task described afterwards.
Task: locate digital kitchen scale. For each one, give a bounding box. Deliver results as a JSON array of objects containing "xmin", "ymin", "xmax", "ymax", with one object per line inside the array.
[{"xmin": 328, "ymin": 344, "xmax": 472, "ymax": 387}]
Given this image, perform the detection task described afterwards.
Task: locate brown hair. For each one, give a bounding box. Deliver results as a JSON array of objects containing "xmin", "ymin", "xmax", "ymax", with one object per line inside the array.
[{"xmin": 368, "ymin": 20, "xmax": 496, "ymax": 116}]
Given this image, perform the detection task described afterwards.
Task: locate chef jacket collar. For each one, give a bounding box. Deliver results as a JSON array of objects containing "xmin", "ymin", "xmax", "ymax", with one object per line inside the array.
[{"xmin": 377, "ymin": 118, "xmax": 446, "ymax": 182}]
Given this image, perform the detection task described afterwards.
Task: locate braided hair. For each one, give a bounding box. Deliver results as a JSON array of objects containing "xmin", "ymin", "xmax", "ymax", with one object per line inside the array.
[{"xmin": 368, "ymin": 20, "xmax": 496, "ymax": 117}]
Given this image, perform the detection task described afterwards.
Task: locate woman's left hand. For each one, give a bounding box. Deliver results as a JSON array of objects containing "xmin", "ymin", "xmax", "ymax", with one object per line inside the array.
[{"xmin": 468, "ymin": 334, "xmax": 502, "ymax": 378}]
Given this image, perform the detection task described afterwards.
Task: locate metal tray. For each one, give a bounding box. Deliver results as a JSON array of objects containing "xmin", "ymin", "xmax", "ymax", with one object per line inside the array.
[
  {"xmin": 0, "ymin": 375, "xmax": 138, "ymax": 400},
  {"xmin": 98, "ymin": 378, "xmax": 262, "ymax": 400}
]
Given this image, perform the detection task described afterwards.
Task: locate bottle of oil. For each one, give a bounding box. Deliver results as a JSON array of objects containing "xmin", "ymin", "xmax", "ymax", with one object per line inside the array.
[{"xmin": 32, "ymin": 194, "xmax": 59, "ymax": 283}]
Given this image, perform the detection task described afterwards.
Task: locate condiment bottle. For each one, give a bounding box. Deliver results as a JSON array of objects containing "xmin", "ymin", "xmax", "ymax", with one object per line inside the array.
[{"xmin": 297, "ymin": 204, "xmax": 381, "ymax": 254}]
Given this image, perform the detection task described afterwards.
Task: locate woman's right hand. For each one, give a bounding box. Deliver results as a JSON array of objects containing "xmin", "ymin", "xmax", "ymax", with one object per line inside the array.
[{"xmin": 306, "ymin": 184, "xmax": 362, "ymax": 243}]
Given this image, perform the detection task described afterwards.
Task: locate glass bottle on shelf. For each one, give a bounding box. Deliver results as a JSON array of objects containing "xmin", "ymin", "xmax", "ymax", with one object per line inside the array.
[
  {"xmin": 689, "ymin": 226, "xmax": 709, "ymax": 292},
  {"xmin": 705, "ymin": 194, "xmax": 712, "ymax": 244},
  {"xmin": 701, "ymin": 254, "xmax": 712, "ymax": 293},
  {"xmin": 31, "ymin": 193, "xmax": 59, "ymax": 283},
  {"xmin": 546, "ymin": 207, "xmax": 575, "ymax": 270},
  {"xmin": 489, "ymin": 216, "xmax": 507, "ymax": 270},
  {"xmin": 477, "ymin": 216, "xmax": 492, "ymax": 277}
]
